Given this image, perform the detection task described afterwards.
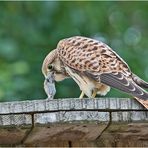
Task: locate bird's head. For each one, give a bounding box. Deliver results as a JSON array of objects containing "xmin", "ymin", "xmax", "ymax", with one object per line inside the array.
[
  {"xmin": 42, "ymin": 49, "xmax": 69, "ymax": 82},
  {"xmin": 42, "ymin": 49, "xmax": 57, "ymax": 78}
]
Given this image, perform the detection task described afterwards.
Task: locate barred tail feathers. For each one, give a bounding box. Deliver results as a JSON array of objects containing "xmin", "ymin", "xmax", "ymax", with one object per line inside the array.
[{"xmin": 132, "ymin": 73, "xmax": 148, "ymax": 89}]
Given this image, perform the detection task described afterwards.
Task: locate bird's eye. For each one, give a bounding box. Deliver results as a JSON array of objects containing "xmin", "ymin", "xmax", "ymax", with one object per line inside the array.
[{"xmin": 47, "ymin": 64, "xmax": 53, "ymax": 70}]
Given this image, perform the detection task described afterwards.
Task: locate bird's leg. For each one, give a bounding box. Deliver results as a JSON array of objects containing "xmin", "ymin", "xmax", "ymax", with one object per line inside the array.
[
  {"xmin": 91, "ymin": 89, "xmax": 97, "ymax": 98},
  {"xmin": 79, "ymin": 91, "xmax": 85, "ymax": 99}
]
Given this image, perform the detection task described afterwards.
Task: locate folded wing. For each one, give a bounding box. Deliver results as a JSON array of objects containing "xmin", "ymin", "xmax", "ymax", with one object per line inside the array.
[{"xmin": 100, "ymin": 72, "xmax": 148, "ymax": 100}]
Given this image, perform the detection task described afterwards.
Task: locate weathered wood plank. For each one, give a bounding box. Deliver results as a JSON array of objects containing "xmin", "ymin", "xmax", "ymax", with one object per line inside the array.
[
  {"xmin": 0, "ymin": 98, "xmax": 147, "ymax": 126},
  {"xmin": 0, "ymin": 98, "xmax": 148, "ymax": 147},
  {"xmin": 1, "ymin": 123, "xmax": 147, "ymax": 147}
]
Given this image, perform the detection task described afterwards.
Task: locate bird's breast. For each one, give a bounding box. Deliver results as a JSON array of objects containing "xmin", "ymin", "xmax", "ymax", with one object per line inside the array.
[{"xmin": 65, "ymin": 66, "xmax": 95, "ymax": 97}]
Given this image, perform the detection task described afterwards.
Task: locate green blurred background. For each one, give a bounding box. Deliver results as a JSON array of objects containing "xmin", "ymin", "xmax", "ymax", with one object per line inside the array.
[{"xmin": 0, "ymin": 1, "xmax": 148, "ymax": 102}]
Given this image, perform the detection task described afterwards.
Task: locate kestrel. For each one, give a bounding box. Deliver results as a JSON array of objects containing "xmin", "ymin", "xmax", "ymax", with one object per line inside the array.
[{"xmin": 42, "ymin": 36, "xmax": 148, "ymax": 109}]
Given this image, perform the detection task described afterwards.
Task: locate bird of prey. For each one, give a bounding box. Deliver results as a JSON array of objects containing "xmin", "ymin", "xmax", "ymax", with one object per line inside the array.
[{"xmin": 42, "ymin": 36, "xmax": 148, "ymax": 109}]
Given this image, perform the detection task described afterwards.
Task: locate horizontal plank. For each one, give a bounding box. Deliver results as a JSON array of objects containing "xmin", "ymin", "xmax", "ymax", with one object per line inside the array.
[
  {"xmin": 0, "ymin": 98, "xmax": 147, "ymax": 126},
  {"xmin": 1, "ymin": 123, "xmax": 148, "ymax": 147}
]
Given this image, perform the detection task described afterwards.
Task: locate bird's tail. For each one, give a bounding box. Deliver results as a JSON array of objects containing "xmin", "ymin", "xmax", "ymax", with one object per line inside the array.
[
  {"xmin": 134, "ymin": 97, "xmax": 148, "ymax": 109},
  {"xmin": 131, "ymin": 73, "xmax": 148, "ymax": 109},
  {"xmin": 99, "ymin": 73, "xmax": 148, "ymax": 109},
  {"xmin": 132, "ymin": 73, "xmax": 148, "ymax": 89}
]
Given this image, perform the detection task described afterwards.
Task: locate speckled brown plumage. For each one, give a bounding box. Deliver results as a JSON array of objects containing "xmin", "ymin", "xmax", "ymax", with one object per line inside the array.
[
  {"xmin": 42, "ymin": 36, "xmax": 148, "ymax": 109},
  {"xmin": 57, "ymin": 36, "xmax": 130, "ymax": 76}
]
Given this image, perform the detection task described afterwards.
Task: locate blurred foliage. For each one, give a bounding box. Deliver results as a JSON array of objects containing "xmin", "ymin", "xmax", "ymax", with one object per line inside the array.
[{"xmin": 0, "ymin": 1, "xmax": 148, "ymax": 102}]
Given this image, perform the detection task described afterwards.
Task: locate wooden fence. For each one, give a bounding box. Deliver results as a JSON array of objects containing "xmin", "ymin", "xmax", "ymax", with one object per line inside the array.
[{"xmin": 0, "ymin": 98, "xmax": 148, "ymax": 147}]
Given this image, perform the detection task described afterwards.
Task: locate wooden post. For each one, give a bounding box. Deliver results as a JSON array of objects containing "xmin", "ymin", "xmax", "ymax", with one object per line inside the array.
[{"xmin": 0, "ymin": 98, "xmax": 148, "ymax": 147}]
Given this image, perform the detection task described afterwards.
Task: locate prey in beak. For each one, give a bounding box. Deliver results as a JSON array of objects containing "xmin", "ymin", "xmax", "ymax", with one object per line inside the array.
[
  {"xmin": 42, "ymin": 49, "xmax": 69, "ymax": 100},
  {"xmin": 44, "ymin": 71, "xmax": 56, "ymax": 100}
]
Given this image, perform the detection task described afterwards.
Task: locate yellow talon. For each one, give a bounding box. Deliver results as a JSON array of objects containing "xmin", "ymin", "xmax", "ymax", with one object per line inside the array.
[
  {"xmin": 79, "ymin": 91, "xmax": 85, "ymax": 99},
  {"xmin": 91, "ymin": 89, "xmax": 97, "ymax": 98}
]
